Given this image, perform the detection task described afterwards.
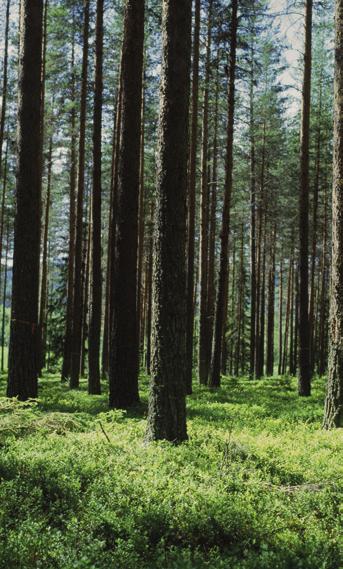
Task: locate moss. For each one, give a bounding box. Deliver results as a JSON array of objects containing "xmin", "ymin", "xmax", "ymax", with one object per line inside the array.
[{"xmin": 0, "ymin": 373, "xmax": 341, "ymax": 568}]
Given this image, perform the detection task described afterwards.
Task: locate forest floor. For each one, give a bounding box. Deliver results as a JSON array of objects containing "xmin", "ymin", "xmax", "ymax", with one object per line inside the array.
[{"xmin": 0, "ymin": 373, "xmax": 341, "ymax": 569}]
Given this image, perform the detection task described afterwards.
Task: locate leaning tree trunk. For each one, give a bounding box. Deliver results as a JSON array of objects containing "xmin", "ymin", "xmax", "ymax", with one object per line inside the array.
[
  {"xmin": 298, "ymin": 0, "xmax": 313, "ymax": 396},
  {"xmin": 109, "ymin": 0, "xmax": 145, "ymax": 409},
  {"xmin": 88, "ymin": 0, "xmax": 104, "ymax": 394},
  {"xmin": 209, "ymin": 0, "xmax": 238, "ymax": 388},
  {"xmin": 323, "ymin": 0, "xmax": 343, "ymax": 428},
  {"xmin": 146, "ymin": 0, "xmax": 192, "ymax": 443},
  {"xmin": 7, "ymin": 0, "xmax": 43, "ymax": 400}
]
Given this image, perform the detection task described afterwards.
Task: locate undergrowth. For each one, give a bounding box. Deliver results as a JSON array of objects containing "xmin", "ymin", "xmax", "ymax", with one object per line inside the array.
[{"xmin": 0, "ymin": 373, "xmax": 341, "ymax": 569}]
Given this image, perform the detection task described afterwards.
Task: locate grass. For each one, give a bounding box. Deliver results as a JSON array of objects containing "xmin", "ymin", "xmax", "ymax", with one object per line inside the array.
[{"xmin": 0, "ymin": 373, "xmax": 341, "ymax": 569}]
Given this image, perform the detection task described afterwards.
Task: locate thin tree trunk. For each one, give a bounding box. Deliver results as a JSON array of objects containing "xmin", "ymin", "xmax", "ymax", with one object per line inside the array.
[
  {"xmin": 0, "ymin": 0, "xmax": 11, "ymax": 184},
  {"xmin": 185, "ymin": 0, "xmax": 201, "ymax": 395},
  {"xmin": 1, "ymin": 223, "xmax": 9, "ymax": 372},
  {"xmin": 88, "ymin": 0, "xmax": 104, "ymax": 394},
  {"xmin": 266, "ymin": 229, "xmax": 276, "ymax": 376},
  {"xmin": 278, "ymin": 259, "xmax": 283, "ymax": 375},
  {"xmin": 70, "ymin": 0, "xmax": 90, "ymax": 388},
  {"xmin": 209, "ymin": 0, "xmax": 238, "ymax": 388},
  {"xmin": 298, "ymin": 0, "xmax": 313, "ymax": 396},
  {"xmin": 146, "ymin": 0, "xmax": 192, "ymax": 442},
  {"xmin": 61, "ymin": 10, "xmax": 77, "ymax": 381},
  {"xmin": 198, "ymin": 0, "xmax": 212, "ymax": 385},
  {"xmin": 38, "ymin": 134, "xmax": 53, "ymax": 375},
  {"xmin": 7, "ymin": 0, "xmax": 44, "ymax": 399}
]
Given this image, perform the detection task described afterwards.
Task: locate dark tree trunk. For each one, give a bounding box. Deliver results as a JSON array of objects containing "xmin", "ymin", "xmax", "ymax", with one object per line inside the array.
[
  {"xmin": 38, "ymin": 135, "xmax": 53, "ymax": 375},
  {"xmin": 209, "ymin": 0, "xmax": 238, "ymax": 388},
  {"xmin": 61, "ymin": 11, "xmax": 77, "ymax": 382},
  {"xmin": 137, "ymin": 91, "xmax": 145, "ymax": 366},
  {"xmin": 146, "ymin": 0, "xmax": 192, "ymax": 443},
  {"xmin": 323, "ymin": 0, "xmax": 343, "ymax": 428},
  {"xmin": 145, "ymin": 204, "xmax": 154, "ymax": 375},
  {"xmin": 278, "ymin": 259, "xmax": 283, "ymax": 375},
  {"xmin": 109, "ymin": 0, "xmax": 145, "ymax": 408},
  {"xmin": 298, "ymin": 0, "xmax": 313, "ymax": 396},
  {"xmin": 88, "ymin": 0, "xmax": 104, "ymax": 394},
  {"xmin": 198, "ymin": 0, "xmax": 212, "ymax": 385},
  {"xmin": 1, "ymin": 223, "xmax": 9, "ymax": 372},
  {"xmin": 266, "ymin": 229, "xmax": 276, "ymax": 376},
  {"xmin": 185, "ymin": 0, "xmax": 201, "ymax": 395},
  {"xmin": 7, "ymin": 0, "xmax": 43, "ymax": 400},
  {"xmin": 0, "ymin": 0, "xmax": 11, "ymax": 184},
  {"xmin": 70, "ymin": 0, "xmax": 90, "ymax": 388},
  {"xmin": 102, "ymin": 86, "xmax": 120, "ymax": 379}
]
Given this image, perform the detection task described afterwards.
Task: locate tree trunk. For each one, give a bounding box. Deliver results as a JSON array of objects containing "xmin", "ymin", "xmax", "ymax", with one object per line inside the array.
[
  {"xmin": 109, "ymin": 0, "xmax": 145, "ymax": 408},
  {"xmin": 70, "ymin": 0, "xmax": 90, "ymax": 388},
  {"xmin": 146, "ymin": 0, "xmax": 192, "ymax": 442},
  {"xmin": 209, "ymin": 0, "xmax": 238, "ymax": 388},
  {"xmin": 61, "ymin": 10, "xmax": 77, "ymax": 382},
  {"xmin": 266, "ymin": 229, "xmax": 276, "ymax": 376},
  {"xmin": 185, "ymin": 0, "xmax": 201, "ymax": 395},
  {"xmin": 298, "ymin": 0, "xmax": 313, "ymax": 396},
  {"xmin": 1, "ymin": 223, "xmax": 9, "ymax": 372},
  {"xmin": 88, "ymin": 0, "xmax": 104, "ymax": 394},
  {"xmin": 198, "ymin": 0, "xmax": 212, "ymax": 385},
  {"xmin": 0, "ymin": 0, "xmax": 11, "ymax": 184},
  {"xmin": 278, "ymin": 259, "xmax": 283, "ymax": 375},
  {"xmin": 7, "ymin": 0, "xmax": 44, "ymax": 399},
  {"xmin": 38, "ymin": 135, "xmax": 53, "ymax": 375},
  {"xmin": 323, "ymin": 0, "xmax": 343, "ymax": 428}
]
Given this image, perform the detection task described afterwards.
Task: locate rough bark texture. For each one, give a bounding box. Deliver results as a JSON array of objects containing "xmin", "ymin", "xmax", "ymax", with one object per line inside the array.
[
  {"xmin": 88, "ymin": 0, "xmax": 104, "ymax": 394},
  {"xmin": 146, "ymin": 0, "xmax": 192, "ymax": 443},
  {"xmin": 7, "ymin": 0, "xmax": 43, "ymax": 399},
  {"xmin": 323, "ymin": 0, "xmax": 343, "ymax": 428},
  {"xmin": 70, "ymin": 0, "xmax": 90, "ymax": 388},
  {"xmin": 109, "ymin": 0, "xmax": 144, "ymax": 408},
  {"xmin": 0, "ymin": 0, "xmax": 10, "ymax": 185},
  {"xmin": 209, "ymin": 0, "xmax": 238, "ymax": 388},
  {"xmin": 298, "ymin": 0, "xmax": 313, "ymax": 396},
  {"xmin": 185, "ymin": 0, "xmax": 201, "ymax": 395}
]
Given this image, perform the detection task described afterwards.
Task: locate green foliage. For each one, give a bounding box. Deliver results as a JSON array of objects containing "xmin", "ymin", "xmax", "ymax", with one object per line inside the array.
[{"xmin": 0, "ymin": 375, "xmax": 341, "ymax": 568}]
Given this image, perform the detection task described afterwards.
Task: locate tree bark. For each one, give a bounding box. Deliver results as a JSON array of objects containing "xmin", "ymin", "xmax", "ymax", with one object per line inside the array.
[
  {"xmin": 109, "ymin": 0, "xmax": 145, "ymax": 408},
  {"xmin": 70, "ymin": 0, "xmax": 90, "ymax": 388},
  {"xmin": 7, "ymin": 0, "xmax": 44, "ymax": 399},
  {"xmin": 146, "ymin": 0, "xmax": 192, "ymax": 442},
  {"xmin": 198, "ymin": 0, "xmax": 212, "ymax": 385},
  {"xmin": 323, "ymin": 0, "xmax": 343, "ymax": 428},
  {"xmin": 88, "ymin": 0, "xmax": 104, "ymax": 394},
  {"xmin": 298, "ymin": 0, "xmax": 313, "ymax": 396},
  {"xmin": 185, "ymin": 0, "xmax": 201, "ymax": 395},
  {"xmin": 209, "ymin": 0, "xmax": 238, "ymax": 388},
  {"xmin": 0, "ymin": 0, "xmax": 11, "ymax": 185}
]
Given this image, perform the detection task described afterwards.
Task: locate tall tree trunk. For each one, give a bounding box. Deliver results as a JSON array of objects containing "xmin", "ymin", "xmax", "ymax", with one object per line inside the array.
[
  {"xmin": 298, "ymin": 0, "xmax": 313, "ymax": 396},
  {"xmin": 278, "ymin": 259, "xmax": 283, "ymax": 375},
  {"xmin": 102, "ymin": 86, "xmax": 120, "ymax": 378},
  {"xmin": 0, "ymin": 0, "xmax": 11, "ymax": 184},
  {"xmin": 206, "ymin": 57, "xmax": 219, "ymax": 378},
  {"xmin": 198, "ymin": 0, "xmax": 212, "ymax": 385},
  {"xmin": 146, "ymin": 0, "xmax": 192, "ymax": 442},
  {"xmin": 185, "ymin": 0, "xmax": 201, "ymax": 395},
  {"xmin": 145, "ymin": 204, "xmax": 154, "ymax": 375},
  {"xmin": 1, "ymin": 223, "xmax": 9, "ymax": 372},
  {"xmin": 109, "ymin": 0, "xmax": 145, "ymax": 408},
  {"xmin": 266, "ymin": 229, "xmax": 276, "ymax": 376},
  {"xmin": 323, "ymin": 0, "xmax": 343, "ymax": 428},
  {"xmin": 137, "ymin": 89, "xmax": 146, "ymax": 366},
  {"xmin": 38, "ymin": 134, "xmax": 53, "ymax": 375},
  {"xmin": 88, "ymin": 0, "xmax": 104, "ymax": 394},
  {"xmin": 209, "ymin": 0, "xmax": 238, "ymax": 388},
  {"xmin": 7, "ymin": 0, "xmax": 43, "ymax": 399},
  {"xmin": 61, "ymin": 11, "xmax": 77, "ymax": 382},
  {"xmin": 70, "ymin": 0, "xmax": 90, "ymax": 388}
]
